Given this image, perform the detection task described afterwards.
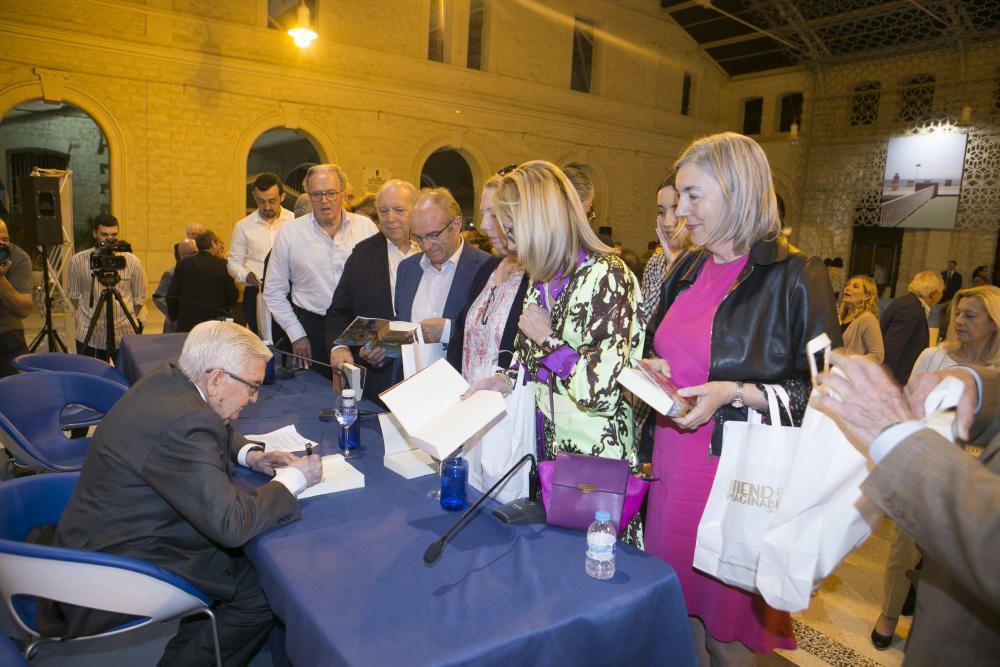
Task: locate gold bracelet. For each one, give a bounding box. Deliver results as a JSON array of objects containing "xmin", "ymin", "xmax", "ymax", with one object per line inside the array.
[{"xmin": 495, "ymin": 370, "xmax": 514, "ymax": 395}]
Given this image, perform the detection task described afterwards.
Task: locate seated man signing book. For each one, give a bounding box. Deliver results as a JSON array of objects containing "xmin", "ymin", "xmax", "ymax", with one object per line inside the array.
[
  {"xmin": 326, "ymin": 179, "xmax": 419, "ymax": 401},
  {"xmin": 41, "ymin": 321, "xmax": 321, "ymax": 666}
]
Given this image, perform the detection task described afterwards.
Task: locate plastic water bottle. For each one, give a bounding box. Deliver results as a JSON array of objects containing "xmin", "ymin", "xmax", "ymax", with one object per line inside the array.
[{"xmin": 585, "ymin": 510, "xmax": 616, "ymax": 580}]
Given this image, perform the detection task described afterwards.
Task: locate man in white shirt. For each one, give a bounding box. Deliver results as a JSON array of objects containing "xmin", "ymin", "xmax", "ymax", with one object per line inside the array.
[
  {"xmin": 393, "ymin": 188, "xmax": 492, "ymax": 377},
  {"xmin": 326, "ymin": 180, "xmax": 420, "ymax": 400},
  {"xmin": 67, "ymin": 214, "xmax": 147, "ymax": 361},
  {"xmin": 263, "ymin": 164, "xmax": 376, "ymax": 375},
  {"xmin": 228, "ymin": 173, "xmax": 294, "ymax": 335}
]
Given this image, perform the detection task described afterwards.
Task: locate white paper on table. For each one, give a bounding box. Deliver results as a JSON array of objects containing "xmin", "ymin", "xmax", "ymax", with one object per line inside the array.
[
  {"xmin": 243, "ymin": 424, "xmax": 315, "ymax": 453},
  {"xmin": 379, "ymin": 412, "xmax": 436, "ymax": 478},
  {"xmin": 298, "ymin": 454, "xmax": 365, "ymax": 499},
  {"xmin": 380, "ymin": 358, "xmax": 506, "ymax": 461}
]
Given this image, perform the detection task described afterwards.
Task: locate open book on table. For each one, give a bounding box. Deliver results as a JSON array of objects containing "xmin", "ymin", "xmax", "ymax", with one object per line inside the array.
[
  {"xmin": 380, "ymin": 358, "xmax": 506, "ymax": 461},
  {"xmin": 298, "ymin": 454, "xmax": 365, "ymax": 499}
]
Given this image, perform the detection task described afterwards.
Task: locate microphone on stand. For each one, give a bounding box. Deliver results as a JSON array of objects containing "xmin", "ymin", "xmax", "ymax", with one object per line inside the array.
[{"xmin": 423, "ymin": 453, "xmax": 546, "ymax": 565}]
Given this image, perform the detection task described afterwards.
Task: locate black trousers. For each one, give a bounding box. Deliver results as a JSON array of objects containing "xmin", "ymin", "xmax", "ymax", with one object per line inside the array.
[
  {"xmin": 242, "ymin": 285, "xmax": 259, "ymax": 336},
  {"xmin": 292, "ymin": 304, "xmax": 332, "ymax": 380},
  {"xmin": 0, "ymin": 328, "xmax": 27, "ymax": 377}
]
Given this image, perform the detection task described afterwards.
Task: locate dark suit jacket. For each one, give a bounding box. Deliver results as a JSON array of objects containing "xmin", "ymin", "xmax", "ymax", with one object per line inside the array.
[
  {"xmin": 446, "ymin": 257, "xmax": 530, "ymax": 374},
  {"xmin": 324, "ymin": 233, "xmax": 397, "ymax": 401},
  {"xmin": 394, "ymin": 242, "xmax": 492, "ymax": 378},
  {"xmin": 167, "ymin": 251, "xmax": 238, "ymax": 332},
  {"xmin": 52, "ymin": 366, "xmax": 299, "ymax": 602},
  {"xmin": 941, "ymin": 270, "xmax": 963, "ymax": 302},
  {"xmin": 879, "ymin": 292, "xmax": 929, "ymax": 385},
  {"xmin": 862, "ymin": 367, "xmax": 1000, "ymax": 666}
]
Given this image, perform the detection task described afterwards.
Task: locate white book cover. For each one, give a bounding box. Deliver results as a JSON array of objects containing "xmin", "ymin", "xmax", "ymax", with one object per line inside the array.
[
  {"xmin": 378, "ymin": 412, "xmax": 436, "ymax": 478},
  {"xmin": 380, "ymin": 359, "xmax": 506, "ymax": 461},
  {"xmin": 617, "ymin": 367, "xmax": 677, "ymax": 416},
  {"xmin": 298, "ymin": 454, "xmax": 365, "ymax": 499}
]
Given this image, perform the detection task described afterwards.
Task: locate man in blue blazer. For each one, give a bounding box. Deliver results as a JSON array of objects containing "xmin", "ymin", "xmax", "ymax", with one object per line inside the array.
[{"xmin": 392, "ymin": 188, "xmax": 491, "ymax": 381}]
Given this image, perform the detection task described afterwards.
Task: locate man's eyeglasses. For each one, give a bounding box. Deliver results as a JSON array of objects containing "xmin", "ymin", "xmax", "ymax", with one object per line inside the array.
[
  {"xmin": 308, "ymin": 190, "xmax": 342, "ymax": 202},
  {"xmin": 208, "ymin": 368, "xmax": 262, "ymax": 396},
  {"xmin": 412, "ymin": 219, "xmax": 456, "ymax": 244}
]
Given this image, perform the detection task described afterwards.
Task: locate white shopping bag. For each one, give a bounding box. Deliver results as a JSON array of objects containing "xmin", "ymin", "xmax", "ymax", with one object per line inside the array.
[
  {"xmin": 464, "ymin": 364, "xmax": 536, "ymax": 504},
  {"xmin": 755, "ymin": 376, "xmax": 965, "ymax": 612},
  {"xmin": 694, "ymin": 385, "xmax": 797, "ymax": 592}
]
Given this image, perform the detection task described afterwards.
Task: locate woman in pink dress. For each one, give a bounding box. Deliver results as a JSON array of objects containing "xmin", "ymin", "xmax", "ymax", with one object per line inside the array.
[{"xmin": 642, "ymin": 133, "xmax": 841, "ymax": 665}]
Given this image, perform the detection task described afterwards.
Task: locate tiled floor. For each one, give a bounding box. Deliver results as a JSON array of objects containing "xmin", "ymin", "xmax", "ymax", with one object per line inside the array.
[{"xmin": 15, "ymin": 308, "xmax": 915, "ymax": 666}]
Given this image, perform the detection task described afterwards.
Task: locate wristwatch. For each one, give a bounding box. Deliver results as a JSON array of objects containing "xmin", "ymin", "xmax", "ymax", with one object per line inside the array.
[{"xmin": 731, "ymin": 381, "xmax": 745, "ymax": 409}]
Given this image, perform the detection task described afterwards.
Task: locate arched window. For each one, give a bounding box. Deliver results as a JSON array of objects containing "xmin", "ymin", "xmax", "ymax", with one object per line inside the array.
[
  {"xmin": 0, "ymin": 100, "xmax": 109, "ymax": 250},
  {"xmin": 420, "ymin": 149, "xmax": 475, "ymax": 229},
  {"xmin": 246, "ymin": 128, "xmax": 321, "ymax": 214}
]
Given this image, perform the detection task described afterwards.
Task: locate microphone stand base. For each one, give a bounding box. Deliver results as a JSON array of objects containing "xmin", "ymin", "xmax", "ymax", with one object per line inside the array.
[{"xmin": 492, "ymin": 498, "xmax": 546, "ymax": 525}]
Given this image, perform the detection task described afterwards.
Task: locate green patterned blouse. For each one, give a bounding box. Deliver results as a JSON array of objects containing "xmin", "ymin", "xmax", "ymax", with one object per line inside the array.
[{"xmin": 515, "ymin": 253, "xmax": 645, "ymax": 463}]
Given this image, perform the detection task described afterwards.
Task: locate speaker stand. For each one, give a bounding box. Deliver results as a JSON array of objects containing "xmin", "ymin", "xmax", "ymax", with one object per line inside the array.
[{"xmin": 28, "ymin": 244, "xmax": 67, "ymax": 353}]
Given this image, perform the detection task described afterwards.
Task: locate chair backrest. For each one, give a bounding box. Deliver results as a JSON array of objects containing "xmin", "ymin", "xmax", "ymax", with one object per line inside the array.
[
  {"xmin": 11, "ymin": 353, "xmax": 129, "ymax": 388},
  {"xmin": 0, "ymin": 473, "xmax": 213, "ymax": 643},
  {"xmin": 0, "ymin": 372, "xmax": 128, "ymax": 472}
]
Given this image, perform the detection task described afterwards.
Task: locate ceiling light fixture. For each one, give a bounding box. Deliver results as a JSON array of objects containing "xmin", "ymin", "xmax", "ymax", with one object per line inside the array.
[{"xmin": 288, "ymin": 2, "xmax": 317, "ymax": 48}]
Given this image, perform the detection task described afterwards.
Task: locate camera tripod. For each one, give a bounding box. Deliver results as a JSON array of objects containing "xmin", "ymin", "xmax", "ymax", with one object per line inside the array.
[{"xmin": 79, "ymin": 278, "xmax": 140, "ymax": 361}]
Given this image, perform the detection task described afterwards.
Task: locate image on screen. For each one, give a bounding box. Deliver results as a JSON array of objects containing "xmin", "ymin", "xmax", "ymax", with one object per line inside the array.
[{"xmin": 880, "ymin": 132, "xmax": 968, "ymax": 229}]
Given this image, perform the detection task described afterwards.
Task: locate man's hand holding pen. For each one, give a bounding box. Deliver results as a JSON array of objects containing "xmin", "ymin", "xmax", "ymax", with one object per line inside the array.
[{"xmin": 246, "ymin": 446, "xmax": 322, "ymax": 485}]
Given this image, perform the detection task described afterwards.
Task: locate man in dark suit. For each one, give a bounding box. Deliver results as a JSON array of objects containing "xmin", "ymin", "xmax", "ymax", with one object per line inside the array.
[
  {"xmin": 326, "ymin": 180, "xmax": 419, "ymax": 401},
  {"xmin": 167, "ymin": 230, "xmax": 239, "ymax": 332},
  {"xmin": 879, "ymin": 270, "xmax": 943, "ymax": 385},
  {"xmin": 940, "ymin": 260, "xmax": 963, "ymax": 303},
  {"xmin": 814, "ymin": 350, "xmax": 999, "ymax": 667},
  {"xmin": 392, "ymin": 188, "xmax": 491, "ymax": 379},
  {"xmin": 44, "ymin": 321, "xmax": 321, "ymax": 666}
]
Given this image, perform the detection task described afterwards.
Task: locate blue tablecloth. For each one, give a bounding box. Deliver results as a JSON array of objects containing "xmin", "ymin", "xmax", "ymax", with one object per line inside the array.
[
  {"xmin": 115, "ymin": 333, "xmax": 188, "ymax": 383},
  {"xmin": 235, "ymin": 372, "xmax": 696, "ymax": 667}
]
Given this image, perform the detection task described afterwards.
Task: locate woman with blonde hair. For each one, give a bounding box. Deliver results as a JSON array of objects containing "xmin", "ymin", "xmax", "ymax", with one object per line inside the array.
[
  {"xmin": 839, "ymin": 274, "xmax": 884, "ymax": 362},
  {"xmin": 642, "ymin": 132, "xmax": 840, "ymax": 663},
  {"xmin": 871, "ymin": 283, "xmax": 1000, "ymax": 650},
  {"xmin": 479, "ymin": 160, "xmax": 643, "ymax": 466}
]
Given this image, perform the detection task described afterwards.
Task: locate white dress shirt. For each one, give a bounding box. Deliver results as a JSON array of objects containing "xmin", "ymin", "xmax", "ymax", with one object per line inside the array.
[
  {"xmin": 263, "ymin": 210, "xmax": 377, "ymax": 343},
  {"xmin": 410, "ymin": 240, "xmax": 464, "ymax": 344},
  {"xmin": 387, "ymin": 237, "xmax": 419, "ymax": 302},
  {"xmin": 227, "ymin": 207, "xmax": 294, "ymax": 284}
]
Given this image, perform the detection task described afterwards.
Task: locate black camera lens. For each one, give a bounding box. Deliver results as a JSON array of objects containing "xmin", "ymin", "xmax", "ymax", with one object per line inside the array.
[{"xmin": 0, "ymin": 245, "xmax": 11, "ymax": 264}]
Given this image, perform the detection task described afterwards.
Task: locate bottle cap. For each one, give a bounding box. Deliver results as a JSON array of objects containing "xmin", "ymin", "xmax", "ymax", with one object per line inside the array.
[
  {"xmin": 595, "ymin": 511, "xmax": 611, "ymax": 522},
  {"xmin": 342, "ymin": 389, "xmax": 356, "ymax": 398}
]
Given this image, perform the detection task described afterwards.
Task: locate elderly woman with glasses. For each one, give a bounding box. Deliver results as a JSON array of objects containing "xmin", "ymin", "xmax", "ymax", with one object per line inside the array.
[
  {"xmin": 467, "ymin": 161, "xmax": 642, "ymax": 475},
  {"xmin": 642, "ymin": 133, "xmax": 840, "ymax": 662}
]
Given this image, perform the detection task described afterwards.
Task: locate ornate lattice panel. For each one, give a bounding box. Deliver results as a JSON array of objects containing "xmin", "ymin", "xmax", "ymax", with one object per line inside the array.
[{"xmin": 796, "ymin": 40, "xmax": 1000, "ymax": 232}]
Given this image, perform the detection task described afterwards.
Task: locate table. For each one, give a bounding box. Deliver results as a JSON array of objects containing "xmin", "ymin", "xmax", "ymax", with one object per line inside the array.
[
  {"xmin": 115, "ymin": 333, "xmax": 188, "ymax": 383},
  {"xmin": 234, "ymin": 372, "xmax": 696, "ymax": 667}
]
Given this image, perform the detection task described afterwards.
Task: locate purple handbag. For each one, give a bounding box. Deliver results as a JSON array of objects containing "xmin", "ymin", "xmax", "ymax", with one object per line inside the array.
[{"xmin": 538, "ymin": 452, "xmax": 649, "ymax": 533}]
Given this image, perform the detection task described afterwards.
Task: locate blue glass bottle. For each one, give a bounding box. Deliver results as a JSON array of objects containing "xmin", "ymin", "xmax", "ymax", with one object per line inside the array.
[{"xmin": 440, "ymin": 456, "xmax": 468, "ymax": 511}]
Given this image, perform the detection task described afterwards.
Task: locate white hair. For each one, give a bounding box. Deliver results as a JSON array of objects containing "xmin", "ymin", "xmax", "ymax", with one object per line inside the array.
[
  {"xmin": 302, "ymin": 164, "xmax": 349, "ymax": 194},
  {"xmin": 178, "ymin": 321, "xmax": 271, "ymax": 383}
]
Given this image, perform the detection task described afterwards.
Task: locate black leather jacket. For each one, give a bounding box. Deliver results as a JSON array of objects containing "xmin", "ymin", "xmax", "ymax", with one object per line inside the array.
[{"xmin": 650, "ymin": 236, "xmax": 842, "ymax": 455}]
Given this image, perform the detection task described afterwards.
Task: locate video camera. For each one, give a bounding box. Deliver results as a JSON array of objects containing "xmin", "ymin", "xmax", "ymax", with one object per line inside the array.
[
  {"xmin": 0, "ymin": 245, "xmax": 10, "ymax": 264},
  {"xmin": 90, "ymin": 238, "xmax": 132, "ymax": 287}
]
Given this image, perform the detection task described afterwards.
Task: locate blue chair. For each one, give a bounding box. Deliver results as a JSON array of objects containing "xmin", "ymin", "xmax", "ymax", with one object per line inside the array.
[
  {"xmin": 12, "ymin": 352, "xmax": 129, "ymax": 388},
  {"xmin": 0, "ymin": 473, "xmax": 221, "ymax": 665},
  {"xmin": 0, "ymin": 372, "xmax": 128, "ymax": 473}
]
